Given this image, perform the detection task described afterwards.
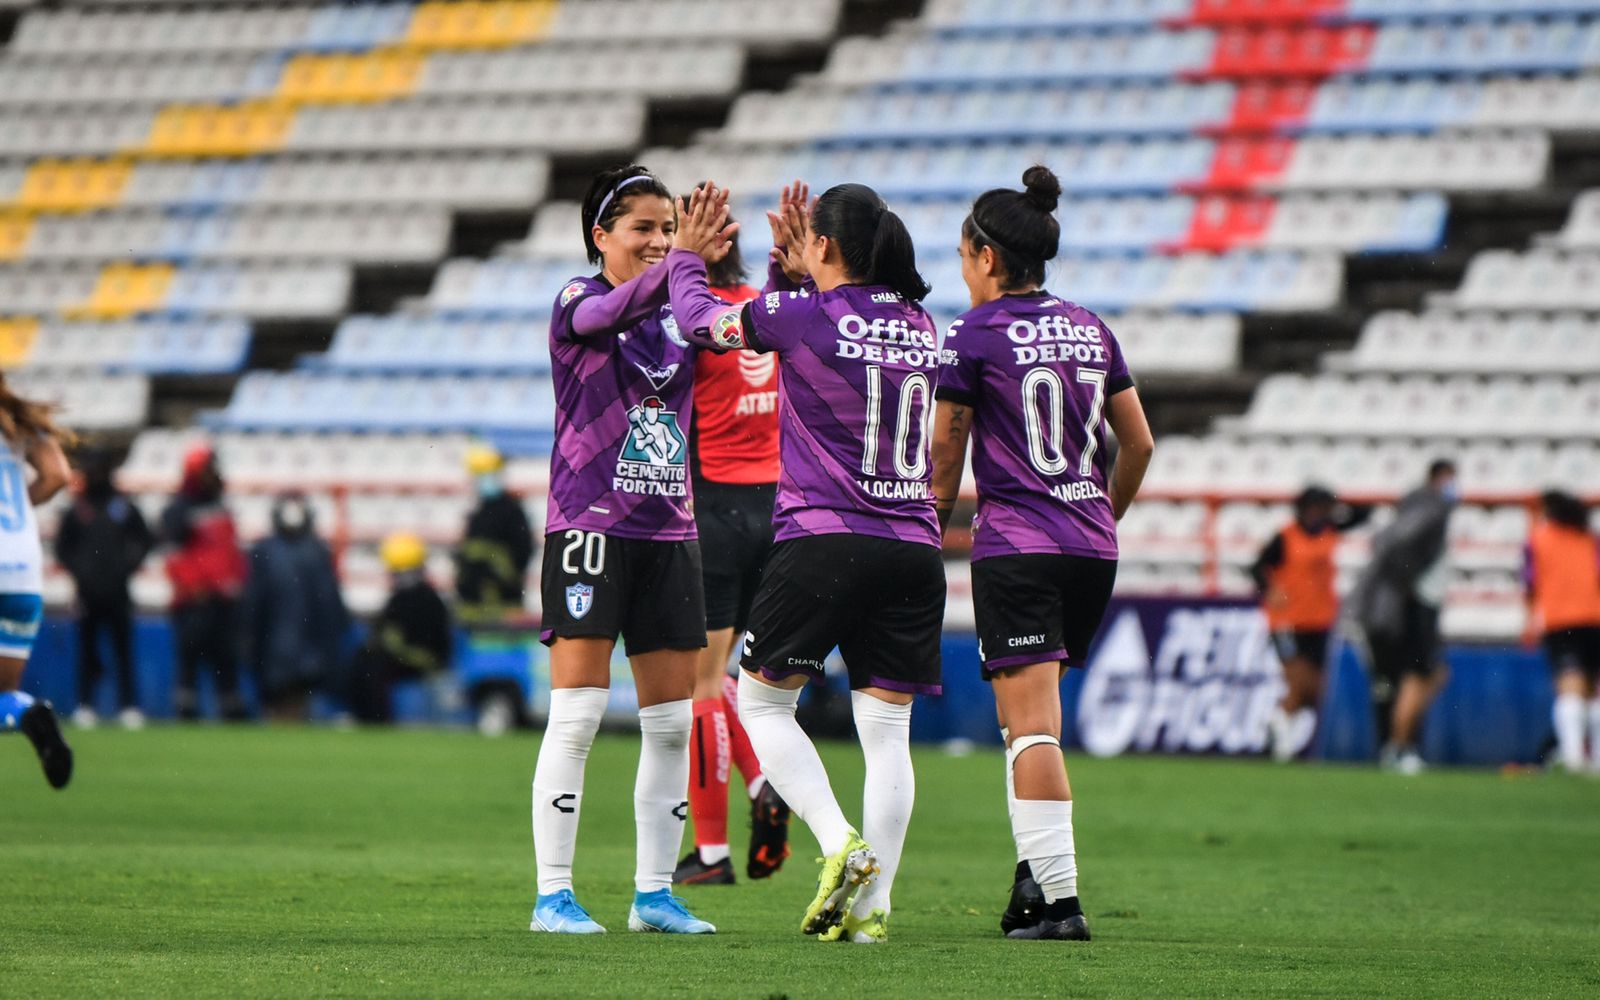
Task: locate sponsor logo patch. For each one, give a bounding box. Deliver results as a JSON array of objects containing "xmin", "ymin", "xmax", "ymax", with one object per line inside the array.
[
  {"xmin": 559, "ymin": 281, "xmax": 587, "ymax": 307},
  {"xmin": 711, "ymin": 310, "xmax": 746, "ymax": 350}
]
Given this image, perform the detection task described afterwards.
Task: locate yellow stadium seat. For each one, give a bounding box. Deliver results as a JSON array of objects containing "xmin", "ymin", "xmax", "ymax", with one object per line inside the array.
[
  {"xmin": 277, "ymin": 51, "xmax": 423, "ymax": 104},
  {"xmin": 143, "ymin": 103, "xmax": 294, "ymax": 157},
  {"xmin": 12, "ymin": 159, "xmax": 131, "ymax": 214},
  {"xmin": 404, "ymin": 0, "xmax": 554, "ymax": 49},
  {"xmin": 0, "ymin": 318, "xmax": 39, "ymax": 367},
  {"xmin": 65, "ymin": 263, "xmax": 176, "ymax": 320},
  {"xmin": 0, "ymin": 215, "xmax": 33, "ymax": 262}
]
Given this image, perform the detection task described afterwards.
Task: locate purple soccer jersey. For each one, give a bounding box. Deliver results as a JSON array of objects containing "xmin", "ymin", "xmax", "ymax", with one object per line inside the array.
[
  {"xmin": 545, "ymin": 268, "xmax": 698, "ymax": 542},
  {"xmin": 936, "ymin": 291, "xmax": 1134, "ymax": 561},
  {"xmin": 666, "ymin": 249, "xmax": 941, "ymax": 548}
]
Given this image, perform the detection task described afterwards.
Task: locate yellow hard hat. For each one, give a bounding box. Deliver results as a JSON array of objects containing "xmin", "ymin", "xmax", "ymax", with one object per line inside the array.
[
  {"xmin": 380, "ymin": 532, "xmax": 427, "ymax": 573},
  {"xmin": 466, "ymin": 443, "xmax": 504, "ymax": 476}
]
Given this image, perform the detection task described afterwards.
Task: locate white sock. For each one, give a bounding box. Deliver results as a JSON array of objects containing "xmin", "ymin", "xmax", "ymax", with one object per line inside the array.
[
  {"xmin": 1013, "ymin": 798, "xmax": 1077, "ymax": 903},
  {"xmin": 699, "ymin": 844, "xmax": 730, "ymax": 864},
  {"xmin": 635, "ymin": 700, "xmax": 692, "ymax": 894},
  {"xmin": 532, "ymin": 687, "xmax": 607, "ymax": 896},
  {"xmin": 747, "ymin": 774, "xmax": 767, "ymax": 799},
  {"xmin": 736, "ymin": 672, "xmax": 853, "ymax": 856},
  {"xmin": 1002, "ymin": 728, "xmax": 1023, "ymax": 862},
  {"xmin": 849, "ymin": 691, "xmax": 914, "ymax": 918},
  {"xmin": 1554, "ymin": 693, "xmax": 1586, "ymax": 771},
  {"xmin": 1589, "ymin": 700, "xmax": 1600, "ymax": 767}
]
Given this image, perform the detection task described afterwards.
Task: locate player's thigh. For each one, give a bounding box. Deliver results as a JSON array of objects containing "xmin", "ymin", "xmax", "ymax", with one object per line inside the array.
[
  {"xmin": 741, "ymin": 537, "xmax": 857, "ymax": 687},
  {"xmin": 971, "ymin": 555, "xmax": 1068, "ymax": 676},
  {"xmin": 838, "ymin": 540, "xmax": 945, "ymax": 696},
  {"xmin": 619, "ymin": 539, "xmax": 707, "ymax": 658},
  {"xmin": 630, "ymin": 647, "xmax": 698, "ymax": 707},
  {"xmin": 990, "ymin": 661, "xmax": 1063, "ymax": 740}
]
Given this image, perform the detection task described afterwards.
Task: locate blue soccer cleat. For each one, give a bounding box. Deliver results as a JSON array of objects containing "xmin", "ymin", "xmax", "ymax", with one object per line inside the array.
[
  {"xmin": 627, "ymin": 889, "xmax": 716, "ymax": 934},
  {"xmin": 530, "ymin": 889, "xmax": 606, "ymax": 934}
]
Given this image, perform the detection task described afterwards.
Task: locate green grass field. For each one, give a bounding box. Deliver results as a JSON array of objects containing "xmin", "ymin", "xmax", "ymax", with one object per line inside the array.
[{"xmin": 2, "ymin": 726, "xmax": 1598, "ymax": 999}]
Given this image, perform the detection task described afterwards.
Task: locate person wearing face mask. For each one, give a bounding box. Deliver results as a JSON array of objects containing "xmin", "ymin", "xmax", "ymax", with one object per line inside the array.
[
  {"xmin": 239, "ymin": 491, "xmax": 348, "ymax": 722},
  {"xmin": 1251, "ymin": 485, "xmax": 1372, "ymax": 761},
  {"xmin": 162, "ymin": 444, "xmax": 249, "ymax": 721},
  {"xmin": 1349, "ymin": 458, "xmax": 1460, "ymax": 775},
  {"xmin": 454, "ymin": 444, "xmax": 534, "ymax": 625},
  {"xmin": 55, "ymin": 446, "xmax": 153, "ymax": 729}
]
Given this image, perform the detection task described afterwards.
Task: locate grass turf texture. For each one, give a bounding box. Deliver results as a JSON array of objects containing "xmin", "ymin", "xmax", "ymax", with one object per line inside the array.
[{"xmin": 2, "ymin": 728, "xmax": 1598, "ymax": 998}]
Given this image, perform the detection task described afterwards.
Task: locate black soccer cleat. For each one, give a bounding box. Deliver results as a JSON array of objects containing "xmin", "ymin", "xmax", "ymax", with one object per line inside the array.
[
  {"xmin": 746, "ymin": 781, "xmax": 792, "ymax": 880},
  {"xmin": 1006, "ymin": 913, "xmax": 1091, "ymax": 941},
  {"xmin": 20, "ymin": 702, "xmax": 73, "ymax": 790},
  {"xmin": 673, "ymin": 850, "xmax": 736, "ymax": 886},
  {"xmin": 1000, "ymin": 860, "xmax": 1046, "ymax": 935}
]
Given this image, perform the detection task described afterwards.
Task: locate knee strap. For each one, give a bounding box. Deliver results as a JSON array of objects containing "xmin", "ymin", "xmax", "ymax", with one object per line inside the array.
[{"xmin": 1007, "ymin": 733, "xmax": 1060, "ymax": 771}]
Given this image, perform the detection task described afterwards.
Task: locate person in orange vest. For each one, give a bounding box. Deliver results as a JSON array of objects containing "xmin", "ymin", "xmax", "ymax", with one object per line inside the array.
[
  {"xmin": 1522, "ymin": 490, "xmax": 1600, "ymax": 772},
  {"xmin": 1251, "ymin": 485, "xmax": 1371, "ymax": 761}
]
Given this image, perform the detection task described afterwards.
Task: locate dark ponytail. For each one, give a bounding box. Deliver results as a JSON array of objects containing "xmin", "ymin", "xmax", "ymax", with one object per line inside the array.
[
  {"xmin": 962, "ymin": 164, "xmax": 1062, "ymax": 291},
  {"xmin": 1542, "ymin": 490, "xmax": 1591, "ymax": 531},
  {"xmin": 811, "ymin": 182, "xmax": 930, "ymax": 302},
  {"xmin": 580, "ymin": 164, "xmax": 672, "ymax": 265}
]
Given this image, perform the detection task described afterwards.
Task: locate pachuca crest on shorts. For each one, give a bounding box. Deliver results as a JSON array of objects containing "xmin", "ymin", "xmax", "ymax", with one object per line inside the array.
[
  {"xmin": 937, "ymin": 291, "xmax": 1134, "ymax": 561},
  {"xmin": 744, "ymin": 284, "xmax": 941, "ymax": 548},
  {"xmin": 547, "ymin": 274, "xmax": 698, "ymax": 542}
]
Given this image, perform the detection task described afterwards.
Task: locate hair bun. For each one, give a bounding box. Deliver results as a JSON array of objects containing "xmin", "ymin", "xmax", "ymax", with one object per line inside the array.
[{"xmin": 1021, "ymin": 165, "xmax": 1061, "ymax": 213}]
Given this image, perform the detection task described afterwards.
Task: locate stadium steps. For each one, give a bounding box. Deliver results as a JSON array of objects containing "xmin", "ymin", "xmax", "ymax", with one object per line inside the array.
[
  {"xmin": 145, "ymin": 0, "xmax": 930, "ymax": 443},
  {"xmin": 1141, "ymin": 133, "xmax": 1598, "ymax": 439}
]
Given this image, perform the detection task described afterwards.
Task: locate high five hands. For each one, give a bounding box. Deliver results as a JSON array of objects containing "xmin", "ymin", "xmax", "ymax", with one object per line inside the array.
[
  {"xmin": 678, "ymin": 183, "xmax": 740, "ymax": 264},
  {"xmin": 767, "ymin": 180, "xmax": 812, "ymax": 283}
]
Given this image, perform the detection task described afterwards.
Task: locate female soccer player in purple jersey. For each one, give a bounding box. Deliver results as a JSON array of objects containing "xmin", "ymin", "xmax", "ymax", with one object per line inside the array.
[
  {"xmin": 930, "ymin": 167, "xmax": 1155, "ymax": 942},
  {"xmin": 530, "ymin": 165, "xmax": 735, "ymax": 937},
  {"xmin": 665, "ymin": 181, "xmax": 944, "ymax": 944}
]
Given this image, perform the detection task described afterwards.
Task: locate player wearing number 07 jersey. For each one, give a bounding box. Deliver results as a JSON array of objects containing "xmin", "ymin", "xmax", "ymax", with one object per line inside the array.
[
  {"xmin": 931, "ymin": 166, "xmax": 1154, "ymax": 942},
  {"xmin": 666, "ymin": 180, "xmax": 945, "ymax": 943}
]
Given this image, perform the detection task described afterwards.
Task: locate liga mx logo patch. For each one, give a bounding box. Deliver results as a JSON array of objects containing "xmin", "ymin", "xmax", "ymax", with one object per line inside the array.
[
  {"xmin": 560, "ymin": 281, "xmax": 587, "ymax": 307},
  {"xmin": 711, "ymin": 310, "xmax": 746, "ymax": 350},
  {"xmin": 565, "ymin": 583, "xmax": 594, "ymax": 620}
]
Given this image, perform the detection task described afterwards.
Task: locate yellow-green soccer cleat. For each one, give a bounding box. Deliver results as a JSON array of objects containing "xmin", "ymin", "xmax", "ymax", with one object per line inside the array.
[
  {"xmin": 820, "ymin": 908, "xmax": 888, "ymax": 944},
  {"xmin": 800, "ymin": 831, "xmax": 879, "ymax": 935}
]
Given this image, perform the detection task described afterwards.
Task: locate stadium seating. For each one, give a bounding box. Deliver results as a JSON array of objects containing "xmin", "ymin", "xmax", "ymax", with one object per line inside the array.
[{"xmin": 16, "ymin": 0, "xmax": 1597, "ymax": 638}]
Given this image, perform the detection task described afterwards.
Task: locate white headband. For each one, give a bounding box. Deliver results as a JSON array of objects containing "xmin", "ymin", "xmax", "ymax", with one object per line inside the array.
[{"xmin": 595, "ymin": 174, "xmax": 657, "ymax": 225}]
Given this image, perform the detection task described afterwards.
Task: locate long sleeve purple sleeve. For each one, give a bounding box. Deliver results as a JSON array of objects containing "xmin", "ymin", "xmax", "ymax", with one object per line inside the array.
[
  {"xmin": 665, "ymin": 249, "xmax": 744, "ymax": 349},
  {"xmin": 569, "ymin": 262, "xmax": 671, "ymax": 339}
]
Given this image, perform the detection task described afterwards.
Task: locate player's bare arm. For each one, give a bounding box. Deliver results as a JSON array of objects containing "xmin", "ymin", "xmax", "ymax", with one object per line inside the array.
[
  {"xmin": 931, "ymin": 400, "xmax": 974, "ymax": 534},
  {"xmin": 1104, "ymin": 387, "xmax": 1154, "ymax": 521}
]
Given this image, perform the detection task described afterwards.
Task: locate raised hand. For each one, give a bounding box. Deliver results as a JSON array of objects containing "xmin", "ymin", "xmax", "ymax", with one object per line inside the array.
[
  {"xmin": 766, "ymin": 180, "xmax": 811, "ymax": 282},
  {"xmin": 677, "ymin": 182, "xmax": 740, "ymax": 264}
]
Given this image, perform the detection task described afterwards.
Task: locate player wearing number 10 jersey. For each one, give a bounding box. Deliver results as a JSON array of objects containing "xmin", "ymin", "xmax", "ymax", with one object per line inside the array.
[
  {"xmin": 931, "ymin": 167, "xmax": 1154, "ymax": 943},
  {"xmin": 667, "ymin": 180, "xmax": 944, "ymax": 944}
]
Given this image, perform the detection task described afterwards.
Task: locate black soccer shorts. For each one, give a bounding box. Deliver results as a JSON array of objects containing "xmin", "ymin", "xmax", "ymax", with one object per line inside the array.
[
  {"xmin": 1544, "ymin": 626, "xmax": 1600, "ymax": 683},
  {"xmin": 741, "ymin": 534, "xmax": 945, "ymax": 695},
  {"xmin": 1272, "ymin": 629, "xmax": 1331, "ymax": 669},
  {"xmin": 694, "ymin": 480, "xmax": 776, "ymax": 634},
  {"xmin": 539, "ymin": 530, "xmax": 707, "ymax": 655},
  {"xmin": 970, "ymin": 553, "xmax": 1118, "ymax": 675}
]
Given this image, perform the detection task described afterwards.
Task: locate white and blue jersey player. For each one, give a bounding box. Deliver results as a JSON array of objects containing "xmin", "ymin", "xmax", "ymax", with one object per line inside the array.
[{"xmin": 0, "ymin": 383, "xmax": 74, "ymax": 790}]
